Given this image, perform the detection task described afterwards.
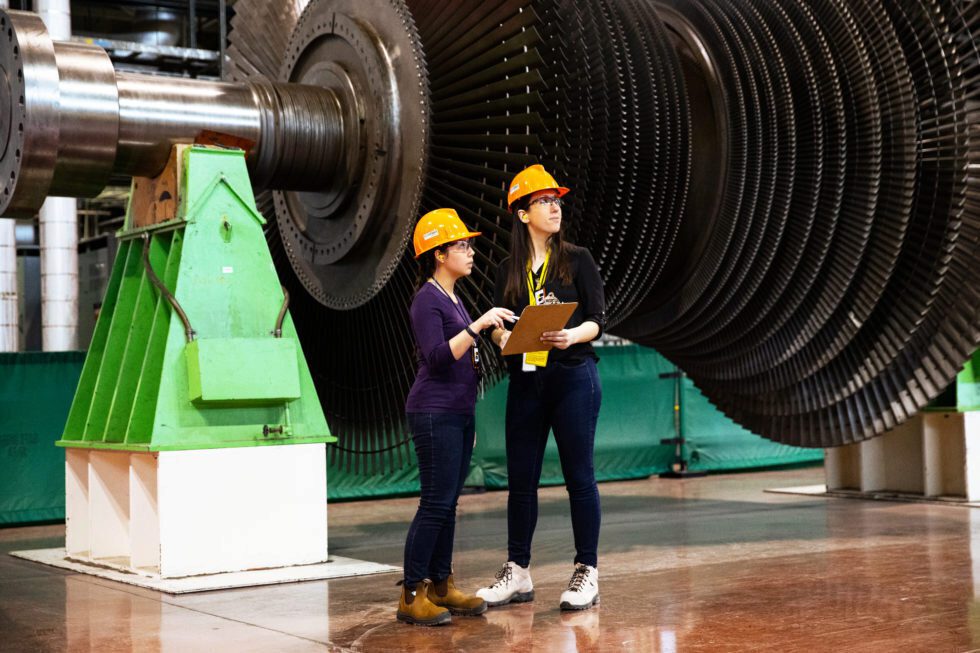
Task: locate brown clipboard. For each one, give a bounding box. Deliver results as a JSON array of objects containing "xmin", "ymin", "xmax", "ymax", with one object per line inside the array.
[{"xmin": 501, "ymin": 302, "xmax": 578, "ymax": 356}]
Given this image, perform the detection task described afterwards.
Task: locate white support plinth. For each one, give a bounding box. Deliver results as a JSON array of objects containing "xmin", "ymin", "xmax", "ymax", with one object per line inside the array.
[
  {"xmin": 824, "ymin": 411, "xmax": 980, "ymax": 503},
  {"xmin": 64, "ymin": 449, "xmax": 90, "ymax": 556},
  {"xmin": 64, "ymin": 443, "xmax": 328, "ymax": 578},
  {"xmin": 89, "ymin": 451, "xmax": 131, "ymax": 560}
]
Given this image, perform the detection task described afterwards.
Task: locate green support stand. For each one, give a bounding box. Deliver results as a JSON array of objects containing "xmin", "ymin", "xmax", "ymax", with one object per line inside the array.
[
  {"xmin": 58, "ymin": 145, "xmax": 335, "ymax": 452},
  {"xmin": 54, "ymin": 146, "xmax": 340, "ymax": 581}
]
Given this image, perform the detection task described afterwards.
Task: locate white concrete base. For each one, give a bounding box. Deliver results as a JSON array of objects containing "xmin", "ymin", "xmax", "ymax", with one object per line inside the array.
[
  {"xmin": 65, "ymin": 444, "xmax": 330, "ymax": 578},
  {"xmin": 10, "ymin": 548, "xmax": 399, "ymax": 594},
  {"xmin": 824, "ymin": 412, "xmax": 980, "ymax": 502},
  {"xmin": 766, "ymin": 483, "xmax": 980, "ymax": 507}
]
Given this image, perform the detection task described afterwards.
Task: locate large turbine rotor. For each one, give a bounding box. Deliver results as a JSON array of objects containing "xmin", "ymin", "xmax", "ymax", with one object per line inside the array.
[{"xmin": 3, "ymin": 0, "xmax": 979, "ymax": 469}]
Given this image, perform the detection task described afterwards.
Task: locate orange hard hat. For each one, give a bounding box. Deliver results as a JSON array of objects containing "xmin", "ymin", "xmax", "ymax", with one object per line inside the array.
[
  {"xmin": 413, "ymin": 208, "xmax": 482, "ymax": 258},
  {"xmin": 507, "ymin": 164, "xmax": 570, "ymax": 209}
]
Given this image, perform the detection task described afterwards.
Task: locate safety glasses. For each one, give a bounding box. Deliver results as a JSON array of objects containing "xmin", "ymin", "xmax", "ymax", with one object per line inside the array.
[
  {"xmin": 529, "ymin": 196, "xmax": 563, "ymax": 208},
  {"xmin": 446, "ymin": 240, "xmax": 475, "ymax": 253}
]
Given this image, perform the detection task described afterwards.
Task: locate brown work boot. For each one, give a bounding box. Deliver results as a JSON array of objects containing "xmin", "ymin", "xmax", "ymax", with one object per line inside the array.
[
  {"xmin": 428, "ymin": 574, "xmax": 488, "ymax": 616},
  {"xmin": 396, "ymin": 580, "xmax": 451, "ymax": 626}
]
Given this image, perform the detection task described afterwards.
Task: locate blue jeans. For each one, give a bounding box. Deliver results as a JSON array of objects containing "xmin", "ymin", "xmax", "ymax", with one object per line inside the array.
[
  {"xmin": 403, "ymin": 412, "xmax": 475, "ymax": 586},
  {"xmin": 505, "ymin": 358, "xmax": 602, "ymax": 568}
]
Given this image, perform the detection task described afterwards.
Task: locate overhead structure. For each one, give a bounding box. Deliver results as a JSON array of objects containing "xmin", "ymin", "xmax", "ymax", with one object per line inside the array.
[{"xmin": 2, "ymin": 1, "xmax": 978, "ymax": 468}]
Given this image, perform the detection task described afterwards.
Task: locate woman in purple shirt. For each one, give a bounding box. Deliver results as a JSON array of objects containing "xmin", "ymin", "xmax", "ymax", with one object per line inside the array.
[{"xmin": 396, "ymin": 208, "xmax": 515, "ymax": 626}]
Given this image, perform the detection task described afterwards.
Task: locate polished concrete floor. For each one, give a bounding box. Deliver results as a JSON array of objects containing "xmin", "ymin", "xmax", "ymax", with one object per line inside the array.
[{"xmin": 2, "ymin": 466, "xmax": 980, "ymax": 652}]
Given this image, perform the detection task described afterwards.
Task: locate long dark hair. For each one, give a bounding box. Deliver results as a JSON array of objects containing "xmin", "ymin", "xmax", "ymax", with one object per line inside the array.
[
  {"xmin": 503, "ymin": 196, "xmax": 572, "ymax": 305},
  {"xmin": 415, "ymin": 245, "xmax": 447, "ymax": 290}
]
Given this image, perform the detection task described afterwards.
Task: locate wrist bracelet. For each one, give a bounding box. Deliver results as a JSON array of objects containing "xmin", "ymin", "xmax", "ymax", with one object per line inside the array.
[{"xmin": 465, "ymin": 325, "xmax": 479, "ymax": 339}]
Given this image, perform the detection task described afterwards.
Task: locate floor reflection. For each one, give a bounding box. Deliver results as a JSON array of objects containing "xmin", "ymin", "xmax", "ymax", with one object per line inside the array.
[{"xmin": 3, "ymin": 468, "xmax": 980, "ymax": 651}]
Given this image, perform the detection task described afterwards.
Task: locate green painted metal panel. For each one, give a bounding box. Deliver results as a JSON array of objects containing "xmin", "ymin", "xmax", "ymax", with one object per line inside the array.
[
  {"xmin": 103, "ymin": 236, "xmax": 164, "ymax": 442},
  {"xmin": 62, "ymin": 238, "xmax": 128, "ymax": 443},
  {"xmin": 124, "ymin": 230, "xmax": 179, "ymax": 445},
  {"xmin": 959, "ymin": 351, "xmax": 980, "ymax": 411},
  {"xmin": 186, "ymin": 338, "xmax": 301, "ymax": 404},
  {"xmin": 82, "ymin": 243, "xmax": 143, "ymax": 442}
]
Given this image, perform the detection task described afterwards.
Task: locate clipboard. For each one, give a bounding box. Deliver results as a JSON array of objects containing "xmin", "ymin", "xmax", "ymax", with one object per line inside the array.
[{"xmin": 501, "ymin": 302, "xmax": 578, "ymax": 356}]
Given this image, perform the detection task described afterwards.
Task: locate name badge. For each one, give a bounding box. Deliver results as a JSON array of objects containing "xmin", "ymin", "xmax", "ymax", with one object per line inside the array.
[{"xmin": 524, "ymin": 350, "xmax": 549, "ymax": 369}]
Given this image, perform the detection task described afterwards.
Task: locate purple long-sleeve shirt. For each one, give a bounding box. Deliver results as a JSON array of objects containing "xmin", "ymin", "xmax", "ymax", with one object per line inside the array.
[{"xmin": 405, "ymin": 282, "xmax": 479, "ymax": 415}]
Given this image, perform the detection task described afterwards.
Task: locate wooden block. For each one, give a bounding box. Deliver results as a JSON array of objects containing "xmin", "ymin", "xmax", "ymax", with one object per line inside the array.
[{"xmin": 130, "ymin": 145, "xmax": 188, "ymax": 228}]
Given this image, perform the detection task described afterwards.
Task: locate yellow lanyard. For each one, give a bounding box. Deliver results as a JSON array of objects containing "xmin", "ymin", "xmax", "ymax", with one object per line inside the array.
[
  {"xmin": 526, "ymin": 251, "xmax": 550, "ymax": 305},
  {"xmin": 524, "ymin": 251, "xmax": 550, "ymax": 368}
]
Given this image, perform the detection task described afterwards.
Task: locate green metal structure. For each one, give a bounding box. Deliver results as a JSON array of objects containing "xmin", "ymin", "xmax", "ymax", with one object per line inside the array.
[
  {"xmin": 958, "ymin": 351, "xmax": 980, "ymax": 412},
  {"xmin": 58, "ymin": 146, "xmax": 335, "ymax": 452}
]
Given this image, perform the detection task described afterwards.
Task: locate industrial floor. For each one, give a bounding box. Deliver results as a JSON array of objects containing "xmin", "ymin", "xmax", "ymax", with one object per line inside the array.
[{"xmin": 2, "ymin": 466, "xmax": 979, "ymax": 652}]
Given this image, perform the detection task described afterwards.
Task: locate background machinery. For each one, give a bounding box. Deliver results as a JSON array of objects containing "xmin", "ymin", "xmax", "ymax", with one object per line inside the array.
[{"xmin": 2, "ymin": 0, "xmax": 978, "ymax": 471}]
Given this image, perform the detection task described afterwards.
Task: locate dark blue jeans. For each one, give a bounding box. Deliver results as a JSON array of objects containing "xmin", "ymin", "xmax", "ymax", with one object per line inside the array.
[
  {"xmin": 403, "ymin": 412, "xmax": 475, "ymax": 586},
  {"xmin": 505, "ymin": 358, "xmax": 602, "ymax": 568}
]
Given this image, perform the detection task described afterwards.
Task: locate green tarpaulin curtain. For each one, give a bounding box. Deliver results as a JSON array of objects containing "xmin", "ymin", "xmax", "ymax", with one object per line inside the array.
[
  {"xmin": 0, "ymin": 352, "xmax": 85, "ymax": 524},
  {"xmin": 328, "ymin": 346, "xmax": 822, "ymax": 500},
  {"xmin": 0, "ymin": 346, "xmax": 822, "ymax": 523}
]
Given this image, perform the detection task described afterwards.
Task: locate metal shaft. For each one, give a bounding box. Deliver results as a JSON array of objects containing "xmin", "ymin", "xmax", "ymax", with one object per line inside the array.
[{"xmin": 0, "ymin": 10, "xmax": 345, "ymax": 218}]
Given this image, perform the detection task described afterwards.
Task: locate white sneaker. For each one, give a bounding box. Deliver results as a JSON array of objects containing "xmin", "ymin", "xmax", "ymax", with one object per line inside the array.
[
  {"xmin": 476, "ymin": 561, "xmax": 535, "ymax": 607},
  {"xmin": 559, "ymin": 563, "xmax": 599, "ymax": 611}
]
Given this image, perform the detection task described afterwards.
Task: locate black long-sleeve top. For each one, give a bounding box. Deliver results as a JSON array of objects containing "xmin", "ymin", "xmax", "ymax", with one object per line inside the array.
[{"xmin": 493, "ymin": 243, "xmax": 606, "ymax": 375}]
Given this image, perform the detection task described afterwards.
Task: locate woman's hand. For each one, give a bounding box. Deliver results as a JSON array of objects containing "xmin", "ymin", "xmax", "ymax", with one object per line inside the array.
[
  {"xmin": 475, "ymin": 307, "xmax": 515, "ymax": 332},
  {"xmin": 541, "ymin": 329, "xmax": 576, "ymax": 350},
  {"xmin": 496, "ymin": 329, "xmax": 511, "ymax": 350}
]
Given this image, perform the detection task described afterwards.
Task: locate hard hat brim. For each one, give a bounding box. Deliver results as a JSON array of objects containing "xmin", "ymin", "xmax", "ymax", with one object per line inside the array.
[{"xmin": 509, "ymin": 185, "xmax": 571, "ymax": 209}]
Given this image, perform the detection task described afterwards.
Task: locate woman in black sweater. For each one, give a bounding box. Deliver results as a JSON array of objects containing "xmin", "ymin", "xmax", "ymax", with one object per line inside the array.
[{"xmin": 476, "ymin": 164, "xmax": 606, "ymax": 612}]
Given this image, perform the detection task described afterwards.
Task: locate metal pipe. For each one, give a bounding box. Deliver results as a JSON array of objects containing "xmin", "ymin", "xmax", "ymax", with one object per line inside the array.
[
  {"xmin": 114, "ymin": 73, "xmax": 260, "ymax": 177},
  {"xmin": 50, "ymin": 40, "xmax": 119, "ymax": 196},
  {"xmin": 35, "ymin": 0, "xmax": 77, "ymax": 352},
  {"xmin": 218, "ymin": 0, "xmax": 226, "ymax": 79},
  {"xmin": 0, "ymin": 9, "xmax": 348, "ymax": 218},
  {"xmin": 188, "ymin": 0, "xmax": 197, "ymax": 50},
  {"xmin": 141, "ymin": 233, "xmax": 195, "ymax": 342},
  {"xmin": 273, "ymin": 286, "xmax": 289, "ymax": 338},
  {"xmin": 0, "ymin": 218, "xmax": 17, "ymax": 352}
]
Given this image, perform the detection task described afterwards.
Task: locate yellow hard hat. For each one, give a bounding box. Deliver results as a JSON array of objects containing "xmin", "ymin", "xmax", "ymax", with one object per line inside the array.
[
  {"xmin": 413, "ymin": 208, "xmax": 482, "ymax": 258},
  {"xmin": 507, "ymin": 164, "xmax": 570, "ymax": 209}
]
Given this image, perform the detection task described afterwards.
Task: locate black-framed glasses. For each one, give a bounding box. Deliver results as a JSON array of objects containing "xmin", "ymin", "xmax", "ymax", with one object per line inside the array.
[{"xmin": 530, "ymin": 196, "xmax": 563, "ymax": 208}]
